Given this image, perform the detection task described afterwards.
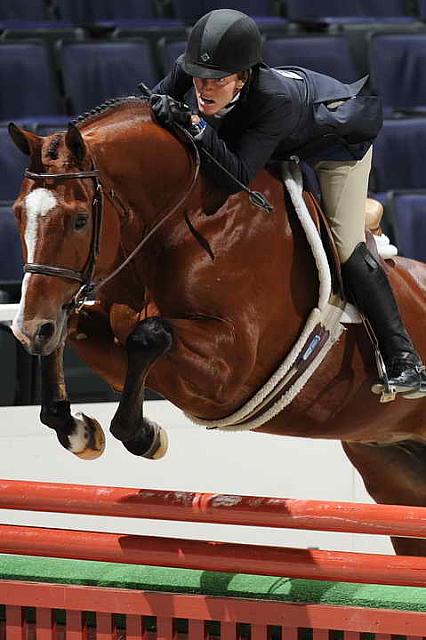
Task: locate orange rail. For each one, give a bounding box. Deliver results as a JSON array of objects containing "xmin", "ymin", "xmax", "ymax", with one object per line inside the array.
[
  {"xmin": 0, "ymin": 523, "xmax": 426, "ymax": 587},
  {"xmin": 0, "ymin": 479, "xmax": 425, "ymax": 638},
  {"xmin": 1, "ymin": 478, "xmax": 426, "ymax": 537}
]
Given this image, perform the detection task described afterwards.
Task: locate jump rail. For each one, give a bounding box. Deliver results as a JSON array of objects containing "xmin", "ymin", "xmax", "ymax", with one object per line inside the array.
[
  {"xmin": 0, "ymin": 479, "xmax": 425, "ymax": 639},
  {"xmin": 0, "ymin": 479, "xmax": 426, "ymax": 587},
  {"xmin": 1, "ymin": 478, "xmax": 426, "ymax": 537}
]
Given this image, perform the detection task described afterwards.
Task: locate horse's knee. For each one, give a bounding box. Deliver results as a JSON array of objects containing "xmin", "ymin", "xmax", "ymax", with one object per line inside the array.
[{"xmin": 127, "ymin": 316, "xmax": 173, "ymax": 360}]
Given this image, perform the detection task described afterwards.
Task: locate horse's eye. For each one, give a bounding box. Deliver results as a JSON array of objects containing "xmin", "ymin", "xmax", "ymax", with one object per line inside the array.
[{"xmin": 73, "ymin": 213, "xmax": 88, "ymax": 231}]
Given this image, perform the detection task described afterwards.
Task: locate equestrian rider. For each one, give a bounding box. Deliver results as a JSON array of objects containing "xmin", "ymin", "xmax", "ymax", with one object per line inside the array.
[{"xmin": 149, "ymin": 8, "xmax": 426, "ymax": 398}]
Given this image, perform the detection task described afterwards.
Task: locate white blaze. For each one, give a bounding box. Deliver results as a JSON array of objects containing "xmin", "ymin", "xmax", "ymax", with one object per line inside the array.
[
  {"xmin": 24, "ymin": 188, "xmax": 58, "ymax": 261},
  {"xmin": 12, "ymin": 188, "xmax": 58, "ymax": 342}
]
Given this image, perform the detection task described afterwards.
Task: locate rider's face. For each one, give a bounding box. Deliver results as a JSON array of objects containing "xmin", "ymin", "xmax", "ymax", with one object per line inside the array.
[{"xmin": 193, "ymin": 74, "xmax": 244, "ymax": 116}]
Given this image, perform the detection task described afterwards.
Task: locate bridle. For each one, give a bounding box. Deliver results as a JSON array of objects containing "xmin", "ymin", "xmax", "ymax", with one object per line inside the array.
[
  {"xmin": 24, "ymin": 168, "xmax": 103, "ymax": 311},
  {"xmin": 23, "ymin": 126, "xmax": 200, "ymax": 312}
]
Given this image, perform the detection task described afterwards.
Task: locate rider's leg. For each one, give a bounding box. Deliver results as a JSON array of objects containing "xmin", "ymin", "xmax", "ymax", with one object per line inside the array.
[
  {"xmin": 313, "ymin": 146, "xmax": 426, "ymax": 396},
  {"xmin": 342, "ymin": 243, "xmax": 426, "ymax": 394}
]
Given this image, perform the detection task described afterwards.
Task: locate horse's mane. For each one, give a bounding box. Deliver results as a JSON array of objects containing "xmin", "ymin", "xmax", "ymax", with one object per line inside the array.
[{"xmin": 71, "ymin": 95, "xmax": 150, "ymax": 130}]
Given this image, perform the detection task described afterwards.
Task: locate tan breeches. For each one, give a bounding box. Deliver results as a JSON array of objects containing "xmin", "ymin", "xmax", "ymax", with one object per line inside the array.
[{"xmin": 312, "ymin": 146, "xmax": 373, "ymax": 263}]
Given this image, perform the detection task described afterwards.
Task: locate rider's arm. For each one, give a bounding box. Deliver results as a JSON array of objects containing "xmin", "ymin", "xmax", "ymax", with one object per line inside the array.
[
  {"xmin": 197, "ymin": 95, "xmax": 297, "ymax": 192},
  {"xmin": 152, "ymin": 59, "xmax": 299, "ymax": 192}
]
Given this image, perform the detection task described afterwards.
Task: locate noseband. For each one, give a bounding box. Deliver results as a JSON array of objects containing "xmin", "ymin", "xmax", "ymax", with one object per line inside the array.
[{"xmin": 24, "ymin": 168, "xmax": 103, "ymax": 310}]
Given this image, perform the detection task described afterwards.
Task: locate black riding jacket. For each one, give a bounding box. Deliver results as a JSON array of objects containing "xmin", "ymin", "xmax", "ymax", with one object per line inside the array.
[{"xmin": 153, "ymin": 57, "xmax": 382, "ymax": 192}]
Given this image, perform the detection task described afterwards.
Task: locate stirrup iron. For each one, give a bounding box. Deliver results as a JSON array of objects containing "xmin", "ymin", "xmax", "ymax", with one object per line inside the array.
[{"xmin": 359, "ymin": 312, "xmax": 396, "ymax": 403}]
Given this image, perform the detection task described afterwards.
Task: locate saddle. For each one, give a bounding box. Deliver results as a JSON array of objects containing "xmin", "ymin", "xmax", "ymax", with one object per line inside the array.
[{"xmin": 188, "ymin": 164, "xmax": 398, "ymax": 430}]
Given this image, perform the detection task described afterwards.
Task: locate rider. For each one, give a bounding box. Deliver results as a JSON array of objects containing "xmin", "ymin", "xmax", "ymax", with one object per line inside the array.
[{"xmin": 149, "ymin": 8, "xmax": 426, "ymax": 398}]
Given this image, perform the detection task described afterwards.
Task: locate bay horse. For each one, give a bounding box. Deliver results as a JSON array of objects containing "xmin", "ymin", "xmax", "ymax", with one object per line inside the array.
[{"xmin": 8, "ymin": 97, "xmax": 426, "ymax": 556}]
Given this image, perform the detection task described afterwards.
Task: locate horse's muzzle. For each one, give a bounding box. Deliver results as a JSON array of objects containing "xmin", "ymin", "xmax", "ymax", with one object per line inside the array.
[{"xmin": 13, "ymin": 315, "xmax": 67, "ymax": 356}]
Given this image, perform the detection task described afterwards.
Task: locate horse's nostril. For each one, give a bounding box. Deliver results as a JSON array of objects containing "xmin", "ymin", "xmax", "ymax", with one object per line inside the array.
[{"xmin": 38, "ymin": 322, "xmax": 55, "ymax": 341}]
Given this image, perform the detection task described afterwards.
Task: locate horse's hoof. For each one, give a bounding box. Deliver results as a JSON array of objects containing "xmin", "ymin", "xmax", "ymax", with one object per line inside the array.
[
  {"xmin": 121, "ymin": 420, "xmax": 168, "ymax": 459},
  {"xmin": 69, "ymin": 412, "xmax": 106, "ymax": 460},
  {"xmin": 151, "ymin": 426, "xmax": 168, "ymax": 459}
]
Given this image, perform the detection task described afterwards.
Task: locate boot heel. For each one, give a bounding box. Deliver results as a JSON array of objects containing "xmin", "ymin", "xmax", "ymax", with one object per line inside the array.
[{"xmin": 401, "ymin": 389, "xmax": 426, "ymax": 399}]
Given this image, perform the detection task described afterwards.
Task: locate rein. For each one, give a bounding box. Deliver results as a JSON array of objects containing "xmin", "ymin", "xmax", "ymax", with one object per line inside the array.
[{"xmin": 23, "ymin": 126, "xmax": 200, "ymax": 312}]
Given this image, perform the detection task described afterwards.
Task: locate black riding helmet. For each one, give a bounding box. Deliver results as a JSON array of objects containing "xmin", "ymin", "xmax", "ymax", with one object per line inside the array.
[{"xmin": 182, "ymin": 9, "xmax": 262, "ymax": 79}]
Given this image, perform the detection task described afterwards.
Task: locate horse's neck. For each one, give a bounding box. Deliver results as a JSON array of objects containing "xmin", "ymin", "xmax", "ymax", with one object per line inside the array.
[
  {"xmin": 91, "ymin": 119, "xmax": 195, "ymax": 230},
  {"xmin": 88, "ymin": 116, "xmax": 197, "ymax": 307}
]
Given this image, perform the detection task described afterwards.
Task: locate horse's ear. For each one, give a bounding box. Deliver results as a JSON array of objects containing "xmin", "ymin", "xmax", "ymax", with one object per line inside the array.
[
  {"xmin": 8, "ymin": 122, "xmax": 41, "ymax": 156},
  {"xmin": 65, "ymin": 123, "xmax": 86, "ymax": 163}
]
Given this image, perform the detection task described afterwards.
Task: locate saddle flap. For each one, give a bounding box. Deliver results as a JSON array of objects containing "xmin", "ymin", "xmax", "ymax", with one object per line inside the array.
[{"xmin": 302, "ymin": 188, "xmax": 343, "ymax": 296}]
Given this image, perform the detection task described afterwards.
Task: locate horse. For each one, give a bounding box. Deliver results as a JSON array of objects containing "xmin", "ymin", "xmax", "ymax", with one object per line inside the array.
[{"xmin": 8, "ymin": 96, "xmax": 426, "ymax": 557}]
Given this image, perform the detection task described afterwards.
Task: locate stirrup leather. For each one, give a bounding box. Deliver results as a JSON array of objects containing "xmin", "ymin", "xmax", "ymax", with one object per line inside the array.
[{"xmin": 358, "ymin": 311, "xmax": 397, "ymax": 403}]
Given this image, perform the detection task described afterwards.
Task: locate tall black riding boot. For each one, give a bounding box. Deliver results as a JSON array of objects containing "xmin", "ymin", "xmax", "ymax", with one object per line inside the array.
[{"xmin": 341, "ymin": 242, "xmax": 426, "ymax": 398}]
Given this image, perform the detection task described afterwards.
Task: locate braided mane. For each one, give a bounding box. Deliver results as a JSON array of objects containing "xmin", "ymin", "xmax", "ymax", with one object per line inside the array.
[{"xmin": 71, "ymin": 95, "xmax": 150, "ymax": 129}]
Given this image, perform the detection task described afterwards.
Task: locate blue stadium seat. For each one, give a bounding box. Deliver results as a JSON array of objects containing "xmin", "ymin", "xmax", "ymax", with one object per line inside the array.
[
  {"xmin": 205, "ymin": 0, "xmax": 276, "ymax": 13},
  {"xmin": 58, "ymin": 40, "xmax": 159, "ymax": 115},
  {"xmin": 391, "ymin": 193, "xmax": 426, "ymax": 262},
  {"xmin": 0, "ymin": 42, "xmax": 61, "ymax": 120},
  {"xmin": 158, "ymin": 39, "xmax": 186, "ymax": 74},
  {"xmin": 0, "ymin": 203, "xmax": 23, "ymax": 281},
  {"xmin": 372, "ymin": 119, "xmax": 426, "ymax": 192},
  {"xmin": 204, "ymin": 2, "xmax": 286, "ymax": 29},
  {"xmin": 171, "ymin": 0, "xmax": 278, "ymax": 22},
  {"xmin": 0, "ymin": 126, "xmax": 30, "ymax": 201},
  {"xmin": 369, "ymin": 34, "xmax": 426, "ymax": 114},
  {"xmin": 0, "ymin": 25, "xmax": 82, "ymax": 41},
  {"xmin": 263, "ymin": 36, "xmax": 358, "ymax": 83},
  {"xmin": 35, "ymin": 121, "xmax": 68, "ymax": 137},
  {"xmin": 0, "ymin": 0, "xmax": 46, "ymax": 20},
  {"xmin": 285, "ymin": 0, "xmax": 409, "ymax": 20},
  {"xmin": 171, "ymin": 0, "xmax": 203, "ymax": 21},
  {"xmin": 415, "ymin": 0, "xmax": 426, "ymax": 19},
  {"xmin": 55, "ymin": 0, "xmax": 157, "ymax": 23}
]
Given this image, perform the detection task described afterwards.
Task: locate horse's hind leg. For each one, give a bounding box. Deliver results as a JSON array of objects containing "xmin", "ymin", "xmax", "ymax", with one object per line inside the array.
[
  {"xmin": 343, "ymin": 440, "xmax": 426, "ymax": 556},
  {"xmin": 109, "ymin": 316, "xmax": 172, "ymax": 458},
  {"xmin": 40, "ymin": 345, "xmax": 105, "ymax": 459}
]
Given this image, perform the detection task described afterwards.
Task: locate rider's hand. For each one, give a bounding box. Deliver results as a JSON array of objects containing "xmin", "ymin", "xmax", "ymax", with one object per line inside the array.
[{"xmin": 150, "ymin": 94, "xmax": 192, "ymax": 129}]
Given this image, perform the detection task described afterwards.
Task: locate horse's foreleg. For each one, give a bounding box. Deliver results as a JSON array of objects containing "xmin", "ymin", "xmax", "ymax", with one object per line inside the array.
[
  {"xmin": 109, "ymin": 316, "xmax": 172, "ymax": 458},
  {"xmin": 110, "ymin": 313, "xmax": 253, "ymax": 458},
  {"xmin": 40, "ymin": 345, "xmax": 105, "ymax": 459},
  {"xmin": 342, "ymin": 440, "xmax": 426, "ymax": 556},
  {"xmin": 67, "ymin": 302, "xmax": 128, "ymax": 391}
]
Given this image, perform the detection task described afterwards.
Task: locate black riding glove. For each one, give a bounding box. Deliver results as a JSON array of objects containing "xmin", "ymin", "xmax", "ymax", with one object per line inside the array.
[{"xmin": 150, "ymin": 94, "xmax": 193, "ymax": 129}]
